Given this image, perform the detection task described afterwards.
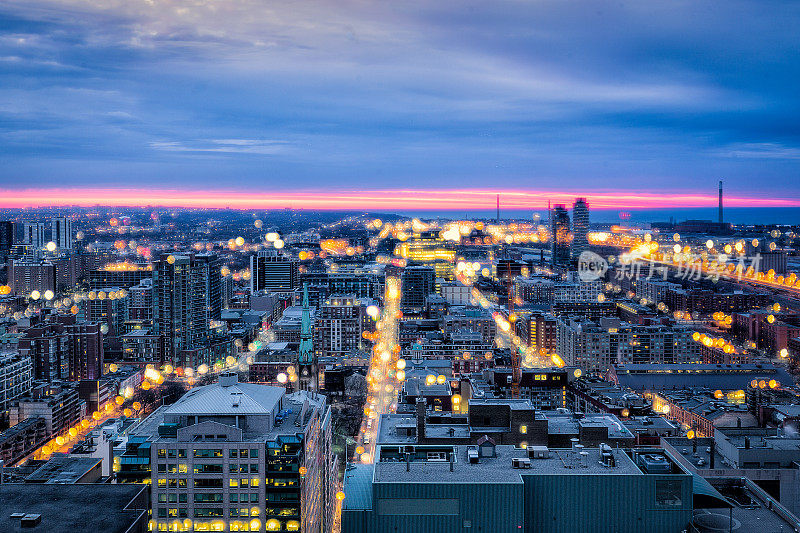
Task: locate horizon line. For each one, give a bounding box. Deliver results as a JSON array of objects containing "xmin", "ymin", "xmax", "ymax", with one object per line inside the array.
[{"xmin": 1, "ymin": 187, "xmax": 800, "ymax": 210}]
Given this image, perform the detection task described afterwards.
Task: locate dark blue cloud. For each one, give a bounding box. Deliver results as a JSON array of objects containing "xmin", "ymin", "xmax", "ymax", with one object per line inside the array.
[{"xmin": 0, "ymin": 0, "xmax": 798, "ymax": 196}]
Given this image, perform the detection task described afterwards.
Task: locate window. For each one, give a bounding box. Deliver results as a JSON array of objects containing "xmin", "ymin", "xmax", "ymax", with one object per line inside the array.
[
  {"xmin": 178, "ymin": 463, "xmax": 188, "ymax": 474},
  {"xmin": 520, "ymin": 425, "xmax": 527, "ymax": 434},
  {"xmin": 230, "ymin": 494, "xmax": 239, "ymax": 503},
  {"xmin": 250, "ymin": 464, "xmax": 259, "ymax": 473},
  {"xmin": 250, "ymin": 493, "xmax": 259, "ymax": 503},
  {"xmin": 158, "ymin": 494, "xmax": 167, "ymax": 503},
  {"xmin": 167, "ymin": 449, "xmax": 177, "ymax": 458},
  {"xmin": 157, "ymin": 464, "xmax": 166, "ymax": 473},
  {"xmin": 178, "ymin": 479, "xmax": 187, "ymax": 488},
  {"xmin": 194, "ymin": 479, "xmax": 223, "ymax": 488},
  {"xmin": 240, "ymin": 449, "xmax": 249, "ymax": 458},
  {"xmin": 168, "ymin": 494, "xmax": 177, "ymax": 503},
  {"xmin": 168, "ymin": 508, "xmax": 177, "ymax": 517},
  {"xmin": 157, "ymin": 479, "xmax": 166, "ymax": 488},
  {"xmin": 655, "ymin": 479, "xmax": 683, "ymax": 508},
  {"xmin": 178, "ymin": 449, "xmax": 186, "ymax": 458},
  {"xmin": 194, "ymin": 464, "xmax": 223, "ymax": 474},
  {"xmin": 250, "ymin": 449, "xmax": 259, "ymax": 458},
  {"xmin": 230, "ymin": 449, "xmax": 238, "ymax": 459},
  {"xmin": 194, "ymin": 508, "xmax": 224, "ymax": 518},
  {"xmin": 194, "ymin": 493, "xmax": 224, "ymax": 503},
  {"xmin": 241, "ymin": 478, "xmax": 250, "ymax": 488},
  {"xmin": 157, "ymin": 448, "xmax": 166, "ymax": 458},
  {"xmin": 193, "ymin": 449, "xmax": 223, "ymax": 458},
  {"xmin": 230, "ymin": 478, "xmax": 239, "ymax": 488},
  {"xmin": 229, "ymin": 464, "xmax": 238, "ymax": 473},
  {"xmin": 179, "ymin": 494, "xmax": 187, "ymax": 503}
]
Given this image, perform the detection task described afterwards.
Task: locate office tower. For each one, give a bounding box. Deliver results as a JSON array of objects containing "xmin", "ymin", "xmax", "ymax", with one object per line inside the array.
[
  {"xmin": 51, "ymin": 216, "xmax": 74, "ymax": 250},
  {"xmin": 0, "ymin": 351, "xmax": 33, "ymax": 416},
  {"xmin": 718, "ymin": 180, "xmax": 723, "ymax": 224},
  {"xmin": 0, "ymin": 221, "xmax": 14, "ymax": 253},
  {"xmin": 23, "ymin": 222, "xmax": 47, "ymax": 249},
  {"xmin": 88, "ymin": 262, "xmax": 153, "ymax": 289},
  {"xmin": 134, "ymin": 373, "xmax": 335, "ymax": 533},
  {"xmin": 250, "ymin": 250, "xmax": 298, "ymax": 293},
  {"xmin": 128, "ymin": 278, "xmax": 154, "ymax": 321},
  {"xmin": 152, "ymin": 252, "xmax": 221, "ymax": 367},
  {"xmin": 572, "ymin": 197, "xmax": 589, "ymax": 258},
  {"xmin": 550, "ymin": 205, "xmax": 571, "ymax": 267},
  {"xmin": 298, "ymin": 284, "xmax": 316, "ymax": 390},
  {"xmin": 314, "ymin": 295, "xmax": 374, "ymax": 358},
  {"xmin": 66, "ymin": 321, "xmax": 104, "ymax": 380},
  {"xmin": 7, "ymin": 258, "xmax": 57, "ymax": 296},
  {"xmin": 196, "ymin": 252, "xmax": 223, "ymax": 322},
  {"xmin": 400, "ymin": 265, "xmax": 435, "ymax": 311}
]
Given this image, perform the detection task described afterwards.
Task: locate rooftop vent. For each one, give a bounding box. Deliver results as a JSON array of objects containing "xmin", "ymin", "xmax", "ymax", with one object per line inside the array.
[
  {"xmin": 219, "ymin": 373, "xmax": 238, "ymax": 387},
  {"xmin": 512, "ymin": 457, "xmax": 532, "ymax": 469}
]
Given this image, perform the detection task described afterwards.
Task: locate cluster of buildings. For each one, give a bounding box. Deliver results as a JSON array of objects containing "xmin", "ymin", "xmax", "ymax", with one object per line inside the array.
[{"xmin": 1, "ymin": 204, "xmax": 800, "ymax": 533}]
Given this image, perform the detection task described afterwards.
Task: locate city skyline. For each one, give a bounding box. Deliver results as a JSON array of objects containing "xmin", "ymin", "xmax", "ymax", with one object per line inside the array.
[{"xmin": 1, "ymin": 0, "xmax": 799, "ymax": 203}]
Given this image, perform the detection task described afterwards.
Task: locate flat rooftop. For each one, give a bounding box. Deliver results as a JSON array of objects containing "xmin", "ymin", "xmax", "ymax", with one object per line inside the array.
[
  {"xmin": 373, "ymin": 444, "xmax": 643, "ymax": 484},
  {"xmin": 0, "ymin": 483, "xmax": 147, "ymax": 533},
  {"xmin": 24, "ymin": 456, "xmax": 101, "ymax": 483}
]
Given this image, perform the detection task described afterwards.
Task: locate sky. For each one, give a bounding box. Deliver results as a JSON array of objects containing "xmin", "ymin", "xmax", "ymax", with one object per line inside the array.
[{"xmin": 1, "ymin": 0, "xmax": 799, "ymax": 211}]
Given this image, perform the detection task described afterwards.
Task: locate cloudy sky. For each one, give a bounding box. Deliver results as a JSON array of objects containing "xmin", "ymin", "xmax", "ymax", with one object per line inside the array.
[{"xmin": 1, "ymin": 0, "xmax": 799, "ymax": 209}]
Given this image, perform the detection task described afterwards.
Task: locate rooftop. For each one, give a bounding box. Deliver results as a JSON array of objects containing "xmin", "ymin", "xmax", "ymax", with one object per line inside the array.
[
  {"xmin": 24, "ymin": 456, "xmax": 101, "ymax": 484},
  {"xmin": 164, "ymin": 374, "xmax": 283, "ymax": 416},
  {"xmin": 372, "ymin": 444, "xmax": 643, "ymax": 484},
  {"xmin": 0, "ymin": 483, "xmax": 147, "ymax": 533}
]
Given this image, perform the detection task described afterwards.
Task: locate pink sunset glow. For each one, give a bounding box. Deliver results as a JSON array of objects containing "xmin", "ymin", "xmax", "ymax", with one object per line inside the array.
[{"xmin": 1, "ymin": 188, "xmax": 798, "ymax": 211}]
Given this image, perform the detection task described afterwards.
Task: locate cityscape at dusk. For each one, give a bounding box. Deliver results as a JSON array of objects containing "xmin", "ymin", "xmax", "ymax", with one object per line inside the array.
[{"xmin": 1, "ymin": 1, "xmax": 800, "ymax": 533}]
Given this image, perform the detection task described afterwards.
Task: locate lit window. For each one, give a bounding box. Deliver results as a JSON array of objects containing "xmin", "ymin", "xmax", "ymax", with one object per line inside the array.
[
  {"xmin": 520, "ymin": 425, "xmax": 527, "ymax": 434},
  {"xmin": 229, "ymin": 478, "xmax": 239, "ymax": 488}
]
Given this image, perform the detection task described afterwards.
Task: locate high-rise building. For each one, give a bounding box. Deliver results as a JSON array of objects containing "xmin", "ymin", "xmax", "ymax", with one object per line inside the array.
[
  {"xmin": 314, "ymin": 295, "xmax": 374, "ymax": 358},
  {"xmin": 22, "ymin": 222, "xmax": 47, "ymax": 249},
  {"xmin": 18, "ymin": 315, "xmax": 105, "ymax": 382},
  {"xmin": 0, "ymin": 351, "xmax": 33, "ymax": 416},
  {"xmin": 550, "ymin": 205, "xmax": 571, "ymax": 267},
  {"xmin": 66, "ymin": 321, "xmax": 104, "ymax": 380},
  {"xmin": 250, "ymin": 251, "xmax": 298, "ymax": 293},
  {"xmin": 572, "ymin": 197, "xmax": 589, "ymax": 258},
  {"xmin": 124, "ymin": 373, "xmax": 335, "ymax": 533},
  {"xmin": 152, "ymin": 252, "xmax": 222, "ymax": 367},
  {"xmin": 0, "ymin": 221, "xmax": 15, "ymax": 253},
  {"xmin": 400, "ymin": 265, "xmax": 435, "ymax": 311},
  {"xmin": 51, "ymin": 216, "xmax": 74, "ymax": 250},
  {"xmin": 7, "ymin": 258, "xmax": 57, "ymax": 296}
]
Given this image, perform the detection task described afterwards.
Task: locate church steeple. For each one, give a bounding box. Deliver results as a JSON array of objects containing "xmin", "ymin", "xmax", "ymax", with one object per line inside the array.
[{"xmin": 298, "ymin": 283, "xmax": 316, "ymax": 389}]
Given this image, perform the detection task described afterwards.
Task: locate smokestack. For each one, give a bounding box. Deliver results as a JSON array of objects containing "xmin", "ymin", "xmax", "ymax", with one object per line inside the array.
[
  {"xmin": 496, "ymin": 194, "xmax": 500, "ymax": 224},
  {"xmin": 718, "ymin": 180, "xmax": 723, "ymax": 224}
]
